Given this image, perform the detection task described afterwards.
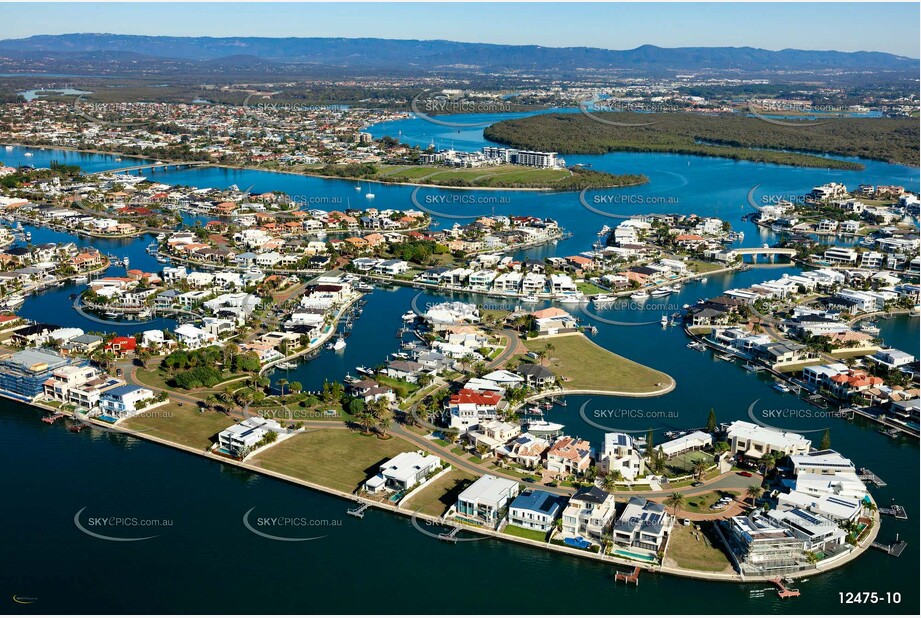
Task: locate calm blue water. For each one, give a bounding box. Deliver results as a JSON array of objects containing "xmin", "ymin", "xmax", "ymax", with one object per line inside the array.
[{"xmin": 1, "ymin": 139, "xmax": 918, "ymax": 614}]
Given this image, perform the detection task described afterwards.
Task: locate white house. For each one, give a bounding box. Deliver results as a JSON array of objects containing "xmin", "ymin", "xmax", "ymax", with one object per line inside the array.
[
  {"xmin": 454, "ymin": 475, "xmax": 519, "ymax": 526},
  {"xmin": 364, "ymin": 451, "xmax": 442, "ymax": 494},
  {"xmin": 173, "ymin": 324, "xmax": 218, "ymax": 349},
  {"xmin": 216, "ymin": 417, "xmax": 283, "ymax": 457},
  {"xmin": 99, "ymin": 385, "xmax": 155, "ymax": 418},
  {"xmin": 598, "ymin": 432, "xmax": 645, "ymax": 481},
  {"xmin": 507, "ymin": 489, "xmax": 562, "ymax": 532}
]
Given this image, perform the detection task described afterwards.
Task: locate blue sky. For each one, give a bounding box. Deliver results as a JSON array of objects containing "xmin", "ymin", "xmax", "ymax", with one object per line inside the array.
[{"xmin": 2, "ymin": 2, "xmax": 919, "ymax": 58}]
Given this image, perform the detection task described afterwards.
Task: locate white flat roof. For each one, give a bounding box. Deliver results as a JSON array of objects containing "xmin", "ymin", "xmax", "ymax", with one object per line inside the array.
[
  {"xmin": 458, "ymin": 474, "xmax": 518, "ymax": 506},
  {"xmin": 726, "ymin": 420, "xmax": 811, "ymax": 451}
]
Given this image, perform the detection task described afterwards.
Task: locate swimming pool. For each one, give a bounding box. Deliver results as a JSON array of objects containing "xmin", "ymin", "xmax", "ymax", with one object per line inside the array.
[{"xmin": 612, "ymin": 547, "xmax": 658, "ymax": 562}]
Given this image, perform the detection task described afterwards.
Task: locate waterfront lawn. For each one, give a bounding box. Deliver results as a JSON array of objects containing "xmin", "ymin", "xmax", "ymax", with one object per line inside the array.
[
  {"xmin": 375, "ymin": 375, "xmax": 419, "ymax": 399},
  {"xmin": 121, "ymin": 402, "xmax": 234, "ymax": 450},
  {"xmin": 665, "ymin": 524, "xmax": 734, "ymax": 573},
  {"xmin": 524, "ymin": 333, "xmax": 671, "ymax": 393},
  {"xmin": 504, "ymin": 524, "xmax": 549, "ymax": 542},
  {"xmin": 576, "ymin": 281, "xmax": 606, "ymax": 295},
  {"xmin": 403, "ymin": 469, "xmax": 476, "ymax": 516},
  {"xmin": 249, "ymin": 429, "xmax": 414, "ymax": 493}
]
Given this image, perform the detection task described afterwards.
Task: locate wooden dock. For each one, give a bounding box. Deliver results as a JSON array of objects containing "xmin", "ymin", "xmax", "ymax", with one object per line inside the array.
[
  {"xmin": 68, "ymin": 423, "xmax": 88, "ymax": 433},
  {"xmin": 41, "ymin": 413, "xmax": 65, "ymax": 424},
  {"xmin": 438, "ymin": 527, "xmax": 462, "ymax": 543},
  {"xmin": 768, "ymin": 578, "xmax": 800, "ymax": 598},
  {"xmin": 872, "ymin": 537, "xmax": 908, "ymax": 557},
  {"xmin": 614, "ymin": 566, "xmax": 640, "ymax": 585}
]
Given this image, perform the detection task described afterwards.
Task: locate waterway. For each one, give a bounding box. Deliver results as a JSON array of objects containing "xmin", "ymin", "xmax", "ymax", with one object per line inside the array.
[{"xmin": 0, "ymin": 131, "xmax": 918, "ymax": 613}]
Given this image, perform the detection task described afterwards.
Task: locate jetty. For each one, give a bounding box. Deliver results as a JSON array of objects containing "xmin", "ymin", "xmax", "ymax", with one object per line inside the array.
[
  {"xmin": 878, "ymin": 504, "xmax": 907, "ymax": 520},
  {"xmin": 347, "ymin": 502, "xmax": 370, "ymax": 519},
  {"xmin": 857, "ymin": 469, "xmax": 887, "ymax": 487},
  {"xmin": 41, "ymin": 413, "xmax": 65, "ymax": 424},
  {"xmin": 871, "ymin": 535, "xmax": 908, "ymax": 557},
  {"xmin": 767, "ymin": 578, "xmax": 800, "ymax": 599},
  {"xmin": 614, "ymin": 566, "xmax": 640, "ymax": 585},
  {"xmin": 438, "ymin": 526, "xmax": 463, "ymax": 543}
]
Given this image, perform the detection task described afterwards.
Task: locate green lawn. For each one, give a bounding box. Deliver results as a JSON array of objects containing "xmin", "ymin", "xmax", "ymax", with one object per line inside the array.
[
  {"xmin": 249, "ymin": 429, "xmax": 416, "ymax": 493},
  {"xmin": 524, "ymin": 333, "xmax": 672, "ymax": 393},
  {"xmin": 665, "ymin": 524, "xmax": 734, "ymax": 573},
  {"xmin": 121, "ymin": 402, "xmax": 234, "ymax": 450},
  {"xmin": 504, "ymin": 524, "xmax": 550, "ymax": 542},
  {"xmin": 680, "ymin": 490, "xmax": 740, "ymax": 514},
  {"xmin": 403, "ymin": 469, "xmax": 477, "ymax": 516}
]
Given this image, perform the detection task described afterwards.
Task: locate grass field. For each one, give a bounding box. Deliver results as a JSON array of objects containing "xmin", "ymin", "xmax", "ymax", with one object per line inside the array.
[
  {"xmin": 681, "ymin": 490, "xmax": 740, "ymax": 514},
  {"xmin": 665, "ymin": 524, "xmax": 734, "ymax": 573},
  {"xmin": 249, "ymin": 429, "xmax": 415, "ymax": 493},
  {"xmin": 403, "ymin": 469, "xmax": 477, "ymax": 516},
  {"xmin": 524, "ymin": 333, "xmax": 672, "ymax": 393},
  {"xmin": 120, "ymin": 402, "xmax": 234, "ymax": 450},
  {"xmin": 504, "ymin": 524, "xmax": 550, "ymax": 542}
]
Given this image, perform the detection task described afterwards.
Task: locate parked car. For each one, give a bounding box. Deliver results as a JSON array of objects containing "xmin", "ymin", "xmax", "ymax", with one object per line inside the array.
[
  {"xmin": 691, "ymin": 481, "xmax": 703, "ymax": 487},
  {"xmin": 738, "ymin": 471, "xmax": 753, "ymax": 477},
  {"xmin": 523, "ymin": 477, "xmax": 537, "ymax": 483},
  {"xmin": 681, "ymin": 518, "xmax": 691, "ymax": 526},
  {"xmin": 545, "ymin": 482, "xmax": 558, "ymax": 487}
]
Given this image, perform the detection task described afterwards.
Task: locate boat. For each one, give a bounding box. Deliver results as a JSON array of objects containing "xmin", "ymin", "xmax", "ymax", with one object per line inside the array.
[
  {"xmin": 700, "ymin": 277, "xmax": 708, "ymax": 283},
  {"xmin": 401, "ymin": 311, "xmax": 417, "ymax": 322},
  {"xmin": 522, "ymin": 294, "xmax": 540, "ymax": 303},
  {"xmin": 687, "ymin": 341, "xmax": 705, "ymax": 351},
  {"xmin": 4, "ymin": 146, "xmax": 12, "ymax": 151},
  {"xmin": 716, "ymin": 353, "xmax": 735, "ymax": 362},
  {"xmin": 103, "ymin": 311, "xmax": 120, "ymax": 319},
  {"xmin": 24, "ymin": 152, "xmax": 33, "ymax": 157},
  {"xmin": 24, "ymin": 231, "xmax": 31, "ymax": 241},
  {"xmin": 73, "ymin": 275, "xmax": 89, "ymax": 284},
  {"xmin": 630, "ymin": 290, "xmax": 650, "ymax": 301},
  {"xmin": 4, "ymin": 294, "xmax": 25, "ymax": 308},
  {"xmin": 276, "ymin": 361, "xmax": 297, "ymax": 370},
  {"xmin": 355, "ymin": 282, "xmax": 375, "ymax": 292},
  {"xmin": 355, "ymin": 366, "xmax": 374, "ymax": 376},
  {"xmin": 355, "ymin": 183, "xmax": 362, "ymax": 191},
  {"xmin": 650, "ymin": 288, "xmax": 671, "ymax": 297},
  {"xmin": 742, "ymin": 363, "xmax": 763, "ymax": 373},
  {"xmin": 558, "ymin": 294, "xmax": 584, "ymax": 305},
  {"xmin": 591, "ymin": 294, "xmax": 615, "ymax": 306},
  {"xmin": 527, "ymin": 406, "xmax": 544, "ymax": 415},
  {"xmin": 773, "ymin": 383, "xmax": 792, "ymax": 394},
  {"xmin": 524, "ymin": 420, "xmax": 565, "ymax": 437},
  {"xmin": 858, "ymin": 322, "xmax": 881, "ymax": 336},
  {"xmin": 114, "ymin": 157, "xmax": 122, "ymax": 162},
  {"xmin": 332, "ymin": 337, "xmax": 347, "ymax": 351}
]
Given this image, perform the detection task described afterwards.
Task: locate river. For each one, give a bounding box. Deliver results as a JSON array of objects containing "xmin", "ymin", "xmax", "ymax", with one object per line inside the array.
[{"xmin": 0, "ymin": 125, "xmax": 918, "ymax": 614}]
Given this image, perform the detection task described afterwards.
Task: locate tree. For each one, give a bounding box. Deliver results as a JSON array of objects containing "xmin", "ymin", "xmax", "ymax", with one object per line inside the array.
[
  {"xmin": 277, "ymin": 378, "xmax": 288, "ymax": 397},
  {"xmin": 759, "ymin": 453, "xmax": 776, "ymax": 477},
  {"xmin": 288, "ymin": 381, "xmax": 302, "ymax": 394},
  {"xmin": 691, "ymin": 458, "xmax": 708, "ymax": 481},
  {"xmin": 355, "ymin": 409, "xmax": 377, "ymax": 434},
  {"xmin": 600, "ymin": 471, "xmax": 621, "ymax": 492},
  {"xmin": 663, "ymin": 492, "xmax": 686, "ymax": 516},
  {"xmin": 819, "ymin": 429, "xmax": 832, "ymax": 451},
  {"xmin": 706, "ymin": 408, "xmax": 717, "ymax": 433},
  {"xmin": 746, "ymin": 485, "xmax": 764, "ymax": 506}
]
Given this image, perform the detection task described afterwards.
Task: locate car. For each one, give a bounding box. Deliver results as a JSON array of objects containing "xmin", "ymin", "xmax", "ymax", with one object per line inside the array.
[
  {"xmin": 738, "ymin": 471, "xmax": 753, "ymax": 477},
  {"xmin": 545, "ymin": 482, "xmax": 558, "ymax": 487},
  {"xmin": 681, "ymin": 518, "xmax": 691, "ymax": 526},
  {"xmin": 523, "ymin": 477, "xmax": 537, "ymax": 483},
  {"xmin": 691, "ymin": 481, "xmax": 703, "ymax": 487}
]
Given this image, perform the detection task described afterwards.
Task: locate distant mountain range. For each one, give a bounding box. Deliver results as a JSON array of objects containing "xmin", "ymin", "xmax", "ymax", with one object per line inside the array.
[{"xmin": 0, "ymin": 33, "xmax": 917, "ymax": 77}]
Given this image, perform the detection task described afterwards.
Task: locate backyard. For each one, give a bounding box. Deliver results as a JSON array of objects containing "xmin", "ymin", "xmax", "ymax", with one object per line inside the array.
[
  {"xmin": 402, "ymin": 469, "xmax": 477, "ymax": 516},
  {"xmin": 120, "ymin": 402, "xmax": 235, "ymax": 450}
]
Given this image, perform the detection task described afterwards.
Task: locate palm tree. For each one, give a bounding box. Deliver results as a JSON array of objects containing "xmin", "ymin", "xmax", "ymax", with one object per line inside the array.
[
  {"xmin": 355, "ymin": 410, "xmax": 377, "ymax": 435},
  {"xmin": 759, "ymin": 453, "xmax": 776, "ymax": 477},
  {"xmin": 277, "ymin": 378, "xmax": 288, "ymax": 397},
  {"xmin": 746, "ymin": 485, "xmax": 764, "ymax": 506},
  {"xmin": 663, "ymin": 492, "xmax": 686, "ymax": 517},
  {"xmin": 691, "ymin": 458, "xmax": 708, "ymax": 481},
  {"xmin": 600, "ymin": 471, "xmax": 621, "ymax": 492}
]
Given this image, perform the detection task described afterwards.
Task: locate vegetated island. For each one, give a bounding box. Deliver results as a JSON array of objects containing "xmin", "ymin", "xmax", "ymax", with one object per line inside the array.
[
  {"xmin": 482, "ymin": 112, "xmax": 921, "ymax": 170},
  {"xmin": 257, "ymin": 162, "xmax": 648, "ymax": 191}
]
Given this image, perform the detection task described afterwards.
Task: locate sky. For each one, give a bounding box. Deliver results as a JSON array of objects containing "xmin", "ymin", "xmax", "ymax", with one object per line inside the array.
[{"xmin": 1, "ymin": 2, "xmax": 919, "ymax": 58}]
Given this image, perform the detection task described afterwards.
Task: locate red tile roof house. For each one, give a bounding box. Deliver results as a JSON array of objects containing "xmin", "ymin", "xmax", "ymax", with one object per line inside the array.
[
  {"xmin": 105, "ymin": 336, "xmax": 137, "ymax": 356},
  {"xmin": 446, "ymin": 388, "xmax": 503, "ymax": 434},
  {"xmin": 546, "ymin": 436, "xmax": 594, "ymax": 477}
]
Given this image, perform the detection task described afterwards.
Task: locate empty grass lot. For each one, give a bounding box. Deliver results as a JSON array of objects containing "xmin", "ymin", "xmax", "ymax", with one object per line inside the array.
[
  {"xmin": 403, "ymin": 469, "xmax": 477, "ymax": 516},
  {"xmin": 120, "ymin": 402, "xmax": 234, "ymax": 450},
  {"xmin": 524, "ymin": 333, "xmax": 672, "ymax": 393},
  {"xmin": 664, "ymin": 524, "xmax": 734, "ymax": 573},
  {"xmin": 249, "ymin": 429, "xmax": 415, "ymax": 493}
]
